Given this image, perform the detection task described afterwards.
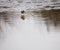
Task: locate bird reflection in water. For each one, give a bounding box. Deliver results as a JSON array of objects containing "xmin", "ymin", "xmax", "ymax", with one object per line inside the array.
[
  {"xmin": 21, "ymin": 10, "xmax": 25, "ymax": 20},
  {"xmin": 21, "ymin": 15, "xmax": 25, "ymax": 20}
]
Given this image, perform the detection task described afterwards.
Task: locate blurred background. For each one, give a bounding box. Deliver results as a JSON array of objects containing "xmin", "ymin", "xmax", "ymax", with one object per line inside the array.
[{"xmin": 0, "ymin": 0, "xmax": 60, "ymax": 50}]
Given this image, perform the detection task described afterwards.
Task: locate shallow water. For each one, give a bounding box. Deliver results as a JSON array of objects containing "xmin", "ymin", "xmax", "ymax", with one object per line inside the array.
[
  {"xmin": 0, "ymin": 10, "xmax": 60, "ymax": 50},
  {"xmin": 0, "ymin": 0, "xmax": 60, "ymax": 50}
]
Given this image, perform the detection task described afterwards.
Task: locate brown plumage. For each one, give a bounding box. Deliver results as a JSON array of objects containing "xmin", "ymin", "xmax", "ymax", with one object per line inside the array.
[{"xmin": 21, "ymin": 10, "xmax": 25, "ymax": 14}]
